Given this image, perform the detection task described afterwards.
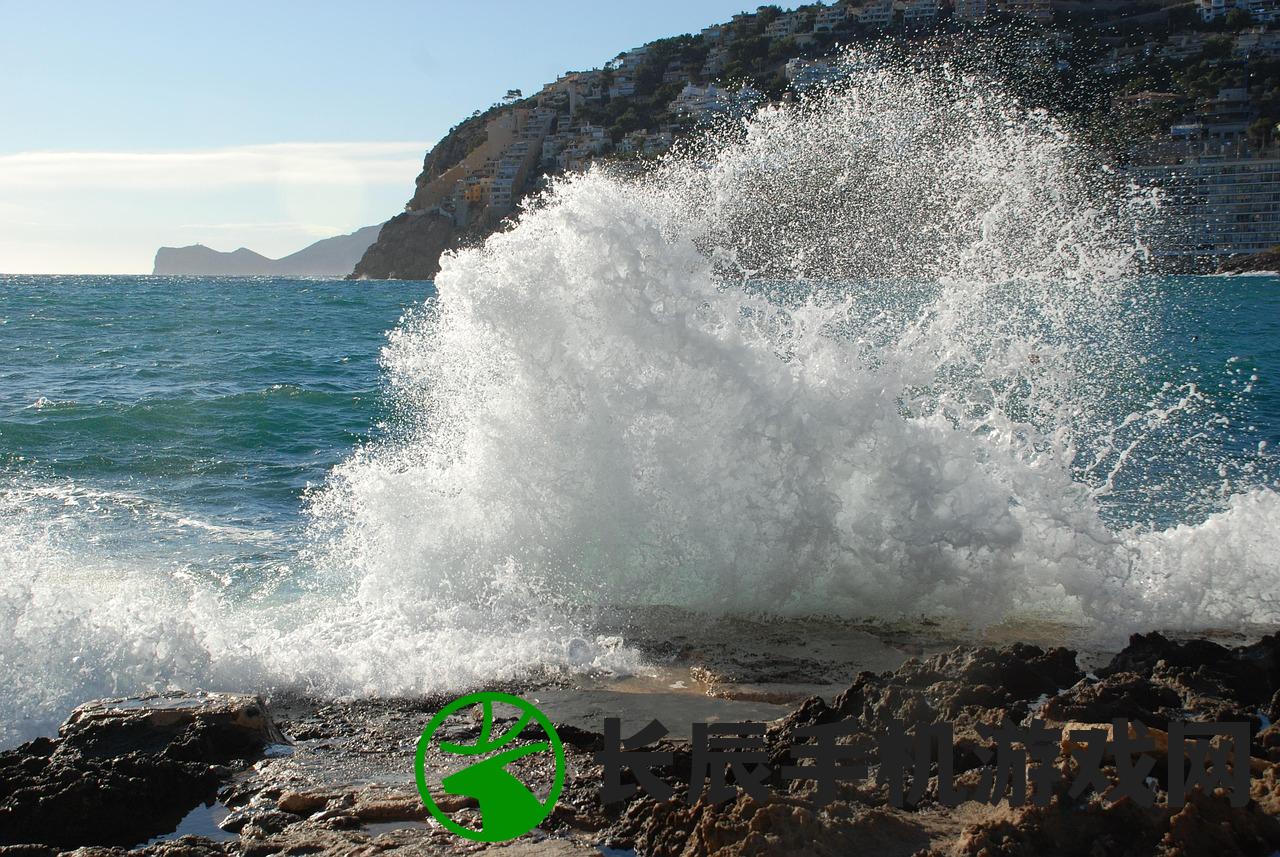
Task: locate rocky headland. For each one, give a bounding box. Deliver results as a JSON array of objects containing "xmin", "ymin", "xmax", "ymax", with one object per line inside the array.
[
  {"xmin": 1219, "ymin": 247, "xmax": 1280, "ymax": 276},
  {"xmin": 347, "ymin": 212, "xmax": 462, "ymax": 281},
  {"xmin": 3, "ymin": 625, "xmax": 1279, "ymax": 857},
  {"xmin": 153, "ymin": 226, "xmax": 380, "ymax": 278}
]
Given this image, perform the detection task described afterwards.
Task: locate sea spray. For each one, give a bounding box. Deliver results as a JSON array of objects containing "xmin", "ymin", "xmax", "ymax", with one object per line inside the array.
[
  {"xmin": 1, "ymin": 49, "xmax": 1277, "ymax": 747},
  {"xmin": 312, "ymin": 51, "xmax": 1274, "ymax": 629}
]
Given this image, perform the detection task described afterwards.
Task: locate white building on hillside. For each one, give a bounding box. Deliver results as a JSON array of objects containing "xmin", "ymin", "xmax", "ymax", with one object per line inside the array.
[
  {"xmin": 1130, "ymin": 152, "xmax": 1280, "ymax": 258},
  {"xmin": 857, "ymin": 0, "xmax": 895, "ymax": 28},
  {"xmin": 813, "ymin": 5, "xmax": 851, "ymax": 30},
  {"xmin": 671, "ymin": 83, "xmax": 729, "ymax": 118},
  {"xmin": 785, "ymin": 58, "xmax": 841, "ymax": 90},
  {"xmin": 764, "ymin": 12, "xmax": 801, "ymax": 38},
  {"xmin": 901, "ymin": 0, "xmax": 940, "ymax": 27}
]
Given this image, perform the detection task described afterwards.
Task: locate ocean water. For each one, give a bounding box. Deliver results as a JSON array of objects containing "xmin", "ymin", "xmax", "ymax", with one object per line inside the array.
[
  {"xmin": 0, "ymin": 276, "xmax": 422, "ymax": 594},
  {"xmin": 3, "ymin": 50, "xmax": 1280, "ymax": 746}
]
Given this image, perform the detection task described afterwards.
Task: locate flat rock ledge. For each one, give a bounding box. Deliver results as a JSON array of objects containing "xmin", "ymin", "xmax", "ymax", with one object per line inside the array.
[{"xmin": 2, "ymin": 633, "xmax": 1279, "ymax": 856}]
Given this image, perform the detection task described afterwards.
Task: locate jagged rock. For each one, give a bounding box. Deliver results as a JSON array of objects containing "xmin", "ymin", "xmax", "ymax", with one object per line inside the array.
[
  {"xmin": 949, "ymin": 794, "xmax": 1164, "ymax": 857},
  {"xmin": 626, "ymin": 791, "xmax": 940, "ymax": 857},
  {"xmin": 59, "ymin": 837, "xmax": 235, "ymax": 857},
  {"xmin": 1038, "ymin": 633, "xmax": 1280, "ymax": 736},
  {"xmin": 1041, "ymin": 671, "xmax": 1184, "ymax": 727},
  {"xmin": 834, "ymin": 643, "xmax": 1082, "ymax": 725},
  {"xmin": 1258, "ymin": 724, "xmax": 1280, "ymax": 763},
  {"xmin": 61, "ymin": 692, "xmax": 286, "ymax": 760},
  {"xmin": 1219, "ymin": 246, "xmax": 1280, "ymax": 275},
  {"xmin": 0, "ymin": 846, "xmax": 57, "ymax": 857},
  {"xmin": 823, "ymin": 644, "xmax": 1082, "ymax": 769},
  {"xmin": 349, "ymin": 212, "xmax": 459, "ymax": 280},
  {"xmin": 8, "ymin": 634, "xmax": 1280, "ymax": 855},
  {"xmin": 1099, "ymin": 632, "xmax": 1280, "ymax": 712},
  {"xmin": 0, "ymin": 693, "xmax": 283, "ymax": 849}
]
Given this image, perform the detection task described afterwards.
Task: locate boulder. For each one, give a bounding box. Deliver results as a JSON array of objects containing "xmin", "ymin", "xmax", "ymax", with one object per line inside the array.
[{"xmin": 0, "ymin": 692, "xmax": 284, "ymax": 849}]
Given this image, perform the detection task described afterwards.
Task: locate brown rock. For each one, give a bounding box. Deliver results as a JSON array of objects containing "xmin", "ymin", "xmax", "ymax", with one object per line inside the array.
[{"xmin": 276, "ymin": 791, "xmax": 331, "ymax": 816}]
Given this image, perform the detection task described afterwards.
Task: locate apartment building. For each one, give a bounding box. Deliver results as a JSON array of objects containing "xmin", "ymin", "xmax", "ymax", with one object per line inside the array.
[
  {"xmin": 1131, "ymin": 151, "xmax": 1280, "ymax": 258},
  {"xmin": 1241, "ymin": 0, "xmax": 1280, "ymax": 21},
  {"xmin": 813, "ymin": 5, "xmax": 851, "ymax": 30},
  {"xmin": 703, "ymin": 46, "xmax": 730, "ymax": 77},
  {"xmin": 857, "ymin": 0, "xmax": 895, "ymax": 28},
  {"xmin": 764, "ymin": 12, "xmax": 802, "ymax": 38},
  {"xmin": 901, "ymin": 0, "xmax": 941, "ymax": 27},
  {"xmin": 1235, "ymin": 26, "xmax": 1280, "ymax": 58},
  {"xmin": 671, "ymin": 83, "xmax": 729, "ymax": 117},
  {"xmin": 785, "ymin": 57, "xmax": 840, "ymax": 89},
  {"xmin": 1200, "ymin": 0, "xmax": 1280, "ymax": 21},
  {"xmin": 1159, "ymin": 33, "xmax": 1209, "ymax": 61}
]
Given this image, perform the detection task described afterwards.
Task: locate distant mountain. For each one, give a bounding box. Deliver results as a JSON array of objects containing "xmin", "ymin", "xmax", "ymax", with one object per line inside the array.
[{"xmin": 153, "ymin": 225, "xmax": 381, "ymax": 277}]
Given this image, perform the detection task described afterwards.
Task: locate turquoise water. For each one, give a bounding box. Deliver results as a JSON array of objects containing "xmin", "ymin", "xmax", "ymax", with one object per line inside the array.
[
  {"xmin": 8, "ymin": 59, "xmax": 1280, "ymax": 748},
  {"xmin": 0, "ymin": 272, "xmax": 1277, "ymax": 745},
  {"xmin": 0, "ymin": 276, "xmax": 432, "ymax": 594},
  {"xmin": 2, "ymin": 274, "xmax": 1275, "ymax": 583}
]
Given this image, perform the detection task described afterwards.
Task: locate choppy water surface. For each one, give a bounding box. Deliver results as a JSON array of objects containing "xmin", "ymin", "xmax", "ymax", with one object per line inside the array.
[{"xmin": 2, "ymin": 50, "xmax": 1278, "ymax": 745}]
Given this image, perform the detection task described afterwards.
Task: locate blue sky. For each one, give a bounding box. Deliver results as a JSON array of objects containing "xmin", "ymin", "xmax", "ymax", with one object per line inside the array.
[{"xmin": 0, "ymin": 1, "xmax": 755, "ymax": 273}]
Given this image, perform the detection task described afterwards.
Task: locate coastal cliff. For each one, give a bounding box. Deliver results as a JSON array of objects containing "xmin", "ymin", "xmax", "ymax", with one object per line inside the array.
[
  {"xmin": 351, "ymin": 4, "xmax": 1280, "ymax": 280},
  {"xmin": 348, "ymin": 212, "xmax": 460, "ymax": 280}
]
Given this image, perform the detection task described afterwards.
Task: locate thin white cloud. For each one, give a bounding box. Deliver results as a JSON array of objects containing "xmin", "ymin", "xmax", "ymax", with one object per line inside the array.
[{"xmin": 0, "ymin": 142, "xmax": 427, "ymax": 190}]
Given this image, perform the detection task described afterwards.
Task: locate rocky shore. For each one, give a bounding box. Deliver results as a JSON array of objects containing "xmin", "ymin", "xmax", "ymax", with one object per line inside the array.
[
  {"xmin": 3, "ymin": 628, "xmax": 1279, "ymax": 856},
  {"xmin": 1218, "ymin": 247, "xmax": 1280, "ymax": 275}
]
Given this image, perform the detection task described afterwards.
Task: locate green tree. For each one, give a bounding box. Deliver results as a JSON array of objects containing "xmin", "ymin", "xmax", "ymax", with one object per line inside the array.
[
  {"xmin": 1248, "ymin": 116, "xmax": 1277, "ymax": 149},
  {"xmin": 1225, "ymin": 8, "xmax": 1253, "ymax": 30}
]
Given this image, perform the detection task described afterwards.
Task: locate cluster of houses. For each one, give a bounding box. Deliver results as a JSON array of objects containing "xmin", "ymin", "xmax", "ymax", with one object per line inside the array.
[
  {"xmin": 697, "ymin": 0, "xmax": 1051, "ymax": 41},
  {"xmin": 1197, "ymin": 0, "xmax": 1280, "ymax": 23},
  {"xmin": 398, "ymin": 0, "xmax": 1280, "ymax": 263},
  {"xmin": 1096, "ymin": 25, "xmax": 1280, "ymax": 74},
  {"xmin": 1081, "ymin": 6, "xmax": 1280, "ymax": 261},
  {"xmin": 1127, "ymin": 83, "xmax": 1280, "ymax": 262},
  {"xmin": 403, "ymin": 0, "xmax": 1071, "ymax": 229}
]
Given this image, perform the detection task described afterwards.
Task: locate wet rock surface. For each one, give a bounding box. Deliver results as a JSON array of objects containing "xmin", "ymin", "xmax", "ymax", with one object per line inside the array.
[
  {"xmin": 0, "ymin": 692, "xmax": 283, "ymax": 850},
  {"xmin": 3, "ymin": 631, "xmax": 1280, "ymax": 855}
]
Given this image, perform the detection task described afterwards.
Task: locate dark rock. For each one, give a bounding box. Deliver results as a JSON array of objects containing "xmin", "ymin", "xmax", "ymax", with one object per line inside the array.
[
  {"xmin": 1100, "ymin": 632, "xmax": 1280, "ymax": 711},
  {"xmin": 348, "ymin": 211, "xmax": 459, "ymax": 281},
  {"xmin": 1041, "ymin": 671, "xmax": 1184, "ymax": 728},
  {"xmin": 0, "ymin": 693, "xmax": 283, "ymax": 849},
  {"xmin": 825, "ymin": 644, "xmax": 1083, "ymax": 769},
  {"xmin": 1218, "ymin": 246, "xmax": 1280, "ymax": 274},
  {"xmin": 0, "ymin": 846, "xmax": 57, "ymax": 857},
  {"xmin": 8, "ymin": 633, "xmax": 1280, "ymax": 856}
]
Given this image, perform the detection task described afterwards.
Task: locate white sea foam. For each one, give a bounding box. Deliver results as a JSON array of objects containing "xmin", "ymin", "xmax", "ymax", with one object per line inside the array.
[
  {"xmin": 2, "ymin": 50, "xmax": 1277, "ymax": 746},
  {"xmin": 311, "ymin": 56, "xmax": 1276, "ymax": 630}
]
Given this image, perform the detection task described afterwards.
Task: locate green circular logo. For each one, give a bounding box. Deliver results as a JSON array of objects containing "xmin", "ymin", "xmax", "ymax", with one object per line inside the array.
[{"xmin": 414, "ymin": 691, "xmax": 565, "ymax": 843}]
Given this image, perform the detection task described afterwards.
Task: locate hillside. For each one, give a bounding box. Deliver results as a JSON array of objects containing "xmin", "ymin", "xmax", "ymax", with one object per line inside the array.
[
  {"xmin": 154, "ymin": 225, "xmax": 380, "ymax": 277},
  {"xmin": 353, "ymin": 0, "xmax": 1280, "ymax": 278}
]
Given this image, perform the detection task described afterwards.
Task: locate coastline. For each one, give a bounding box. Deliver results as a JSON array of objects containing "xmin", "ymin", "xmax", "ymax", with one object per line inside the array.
[{"xmin": 4, "ymin": 623, "xmax": 1279, "ymax": 856}]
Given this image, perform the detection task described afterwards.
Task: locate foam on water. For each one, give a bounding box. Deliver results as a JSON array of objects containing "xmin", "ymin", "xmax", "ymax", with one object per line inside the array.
[
  {"xmin": 2, "ymin": 50, "xmax": 1277, "ymax": 745},
  {"xmin": 313, "ymin": 55, "xmax": 1275, "ymax": 628}
]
